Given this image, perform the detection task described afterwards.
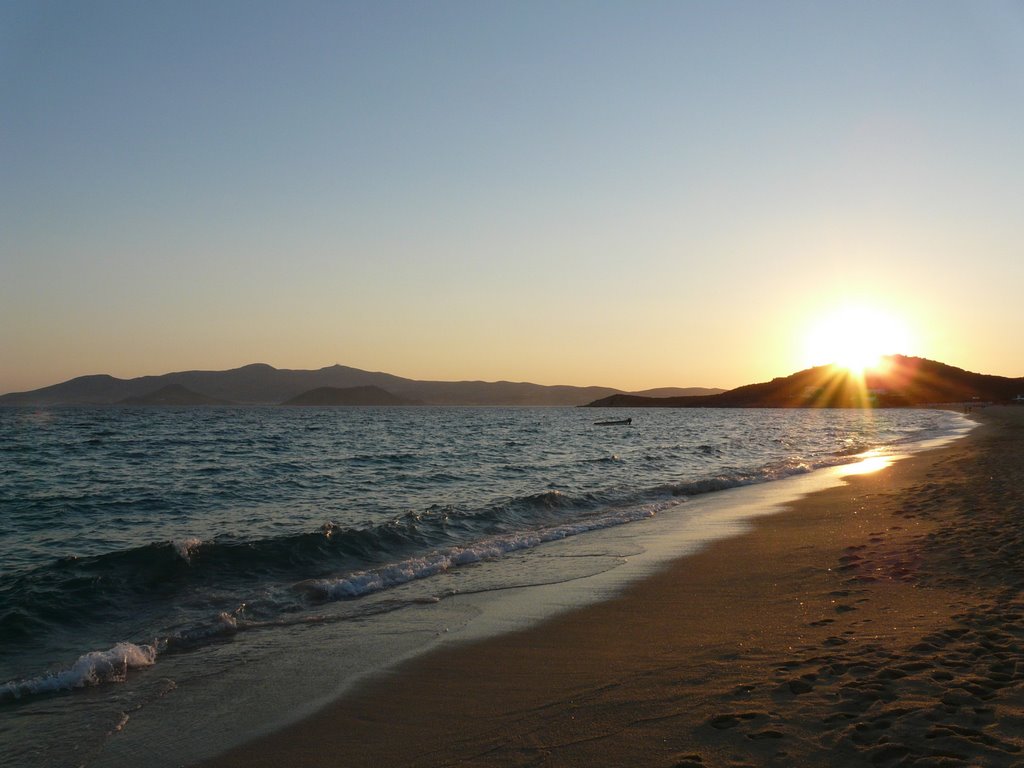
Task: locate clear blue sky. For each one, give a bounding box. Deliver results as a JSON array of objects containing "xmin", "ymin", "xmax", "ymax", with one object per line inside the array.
[{"xmin": 2, "ymin": 1, "xmax": 1022, "ymax": 393}]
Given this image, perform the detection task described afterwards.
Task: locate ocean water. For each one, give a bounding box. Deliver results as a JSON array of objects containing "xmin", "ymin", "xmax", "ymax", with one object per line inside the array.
[{"xmin": 0, "ymin": 405, "xmax": 972, "ymax": 766}]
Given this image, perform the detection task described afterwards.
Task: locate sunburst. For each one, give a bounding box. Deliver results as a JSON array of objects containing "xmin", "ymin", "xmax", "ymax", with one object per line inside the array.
[{"xmin": 805, "ymin": 305, "xmax": 912, "ymax": 377}]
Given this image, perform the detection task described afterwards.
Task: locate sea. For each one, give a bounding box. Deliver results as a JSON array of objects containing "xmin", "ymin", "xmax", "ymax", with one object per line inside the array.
[{"xmin": 0, "ymin": 405, "xmax": 973, "ymax": 767}]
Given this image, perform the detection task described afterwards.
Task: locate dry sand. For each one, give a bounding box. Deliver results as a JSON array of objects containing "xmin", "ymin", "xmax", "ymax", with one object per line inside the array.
[{"xmin": 201, "ymin": 407, "xmax": 1024, "ymax": 767}]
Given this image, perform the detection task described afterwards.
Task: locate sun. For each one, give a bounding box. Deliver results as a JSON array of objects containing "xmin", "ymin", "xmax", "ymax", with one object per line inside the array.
[{"xmin": 804, "ymin": 305, "xmax": 913, "ymax": 376}]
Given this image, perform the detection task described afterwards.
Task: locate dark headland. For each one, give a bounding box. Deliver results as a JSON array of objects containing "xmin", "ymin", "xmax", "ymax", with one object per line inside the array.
[{"xmin": 584, "ymin": 355, "xmax": 1024, "ymax": 408}]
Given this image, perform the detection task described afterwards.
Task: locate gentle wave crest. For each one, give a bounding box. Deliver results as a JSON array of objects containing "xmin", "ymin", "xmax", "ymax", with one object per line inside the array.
[
  {"xmin": 300, "ymin": 501, "xmax": 675, "ymax": 600},
  {"xmin": 661, "ymin": 453, "xmax": 857, "ymax": 497},
  {"xmin": 0, "ymin": 642, "xmax": 156, "ymax": 701}
]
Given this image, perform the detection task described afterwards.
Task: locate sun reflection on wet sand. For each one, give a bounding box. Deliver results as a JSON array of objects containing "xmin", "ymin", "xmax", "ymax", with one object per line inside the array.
[{"xmin": 838, "ymin": 450, "xmax": 896, "ymax": 476}]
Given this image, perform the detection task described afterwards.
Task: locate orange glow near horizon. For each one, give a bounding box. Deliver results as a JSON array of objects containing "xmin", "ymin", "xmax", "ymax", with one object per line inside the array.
[{"xmin": 804, "ymin": 305, "xmax": 914, "ymax": 377}]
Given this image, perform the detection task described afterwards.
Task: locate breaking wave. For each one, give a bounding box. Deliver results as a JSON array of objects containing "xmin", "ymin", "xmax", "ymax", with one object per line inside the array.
[
  {"xmin": 0, "ymin": 642, "xmax": 156, "ymax": 702},
  {"xmin": 299, "ymin": 501, "xmax": 674, "ymax": 600}
]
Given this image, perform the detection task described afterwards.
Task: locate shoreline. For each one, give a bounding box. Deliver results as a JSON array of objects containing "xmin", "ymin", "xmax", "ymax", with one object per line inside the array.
[{"xmin": 200, "ymin": 408, "xmax": 1024, "ymax": 767}]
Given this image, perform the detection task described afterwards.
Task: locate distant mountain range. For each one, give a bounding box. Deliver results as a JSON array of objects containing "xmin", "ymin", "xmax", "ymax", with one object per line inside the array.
[
  {"xmin": 584, "ymin": 355, "xmax": 1024, "ymax": 408},
  {"xmin": 0, "ymin": 363, "xmax": 722, "ymax": 407},
  {"xmin": 8, "ymin": 356, "xmax": 1015, "ymax": 409}
]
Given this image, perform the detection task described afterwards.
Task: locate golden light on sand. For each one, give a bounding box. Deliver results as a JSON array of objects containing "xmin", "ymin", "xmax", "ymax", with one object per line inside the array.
[
  {"xmin": 838, "ymin": 451, "xmax": 895, "ymax": 476},
  {"xmin": 804, "ymin": 305, "xmax": 913, "ymax": 376}
]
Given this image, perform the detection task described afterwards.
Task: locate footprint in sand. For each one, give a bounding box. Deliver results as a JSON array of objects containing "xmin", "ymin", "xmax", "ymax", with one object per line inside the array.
[
  {"xmin": 708, "ymin": 712, "xmax": 763, "ymax": 729},
  {"xmin": 747, "ymin": 729, "xmax": 786, "ymax": 740}
]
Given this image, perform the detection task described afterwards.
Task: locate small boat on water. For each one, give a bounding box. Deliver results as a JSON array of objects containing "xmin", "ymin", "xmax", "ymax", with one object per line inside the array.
[{"xmin": 594, "ymin": 417, "xmax": 632, "ymax": 426}]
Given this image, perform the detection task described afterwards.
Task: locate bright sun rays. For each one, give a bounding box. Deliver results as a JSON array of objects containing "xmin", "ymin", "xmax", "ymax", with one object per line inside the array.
[{"xmin": 804, "ymin": 305, "xmax": 914, "ymax": 376}]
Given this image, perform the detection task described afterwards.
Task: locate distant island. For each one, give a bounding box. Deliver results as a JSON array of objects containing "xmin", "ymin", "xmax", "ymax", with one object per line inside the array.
[
  {"xmin": 584, "ymin": 355, "xmax": 1024, "ymax": 408},
  {"xmin": 281, "ymin": 386, "xmax": 419, "ymax": 406},
  {"xmin": 5, "ymin": 356, "xmax": 1018, "ymax": 409},
  {"xmin": 0, "ymin": 363, "xmax": 722, "ymax": 407}
]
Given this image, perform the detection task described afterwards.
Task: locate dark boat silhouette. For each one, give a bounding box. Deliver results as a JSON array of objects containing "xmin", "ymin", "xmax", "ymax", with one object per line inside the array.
[{"xmin": 594, "ymin": 417, "xmax": 632, "ymax": 426}]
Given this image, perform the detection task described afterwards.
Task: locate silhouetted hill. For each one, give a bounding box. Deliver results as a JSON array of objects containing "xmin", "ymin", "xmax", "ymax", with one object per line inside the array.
[
  {"xmin": 2, "ymin": 374, "xmax": 133, "ymax": 405},
  {"xmin": 0, "ymin": 363, "xmax": 714, "ymax": 406},
  {"xmin": 630, "ymin": 386, "xmax": 724, "ymax": 398},
  {"xmin": 281, "ymin": 386, "xmax": 417, "ymax": 406},
  {"xmin": 119, "ymin": 384, "xmax": 231, "ymax": 406},
  {"xmin": 584, "ymin": 356, "xmax": 1024, "ymax": 408}
]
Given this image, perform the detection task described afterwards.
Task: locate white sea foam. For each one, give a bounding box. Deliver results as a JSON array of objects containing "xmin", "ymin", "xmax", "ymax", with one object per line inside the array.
[
  {"xmin": 662, "ymin": 454, "xmax": 857, "ymax": 498},
  {"xmin": 304, "ymin": 501, "xmax": 676, "ymax": 600},
  {"xmin": 0, "ymin": 642, "xmax": 157, "ymax": 701},
  {"xmin": 172, "ymin": 537, "xmax": 203, "ymax": 562},
  {"xmin": 109, "ymin": 712, "xmax": 131, "ymax": 734}
]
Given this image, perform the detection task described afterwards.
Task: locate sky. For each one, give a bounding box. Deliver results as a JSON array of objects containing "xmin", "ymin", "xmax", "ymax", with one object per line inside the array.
[{"xmin": 2, "ymin": 0, "xmax": 1023, "ymax": 394}]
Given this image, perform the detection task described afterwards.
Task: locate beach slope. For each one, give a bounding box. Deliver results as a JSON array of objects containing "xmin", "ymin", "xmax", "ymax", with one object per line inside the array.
[{"xmin": 202, "ymin": 408, "xmax": 1024, "ymax": 767}]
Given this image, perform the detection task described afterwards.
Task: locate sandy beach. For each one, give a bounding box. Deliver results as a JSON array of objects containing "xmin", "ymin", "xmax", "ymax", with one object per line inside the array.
[{"xmin": 201, "ymin": 407, "xmax": 1024, "ymax": 768}]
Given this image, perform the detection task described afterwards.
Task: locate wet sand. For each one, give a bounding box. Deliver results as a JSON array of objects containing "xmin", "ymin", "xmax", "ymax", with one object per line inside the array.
[{"xmin": 201, "ymin": 407, "xmax": 1024, "ymax": 767}]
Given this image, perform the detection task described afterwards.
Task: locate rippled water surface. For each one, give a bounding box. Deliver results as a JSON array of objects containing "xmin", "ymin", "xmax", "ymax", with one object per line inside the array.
[{"xmin": 0, "ymin": 405, "xmax": 969, "ymax": 766}]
